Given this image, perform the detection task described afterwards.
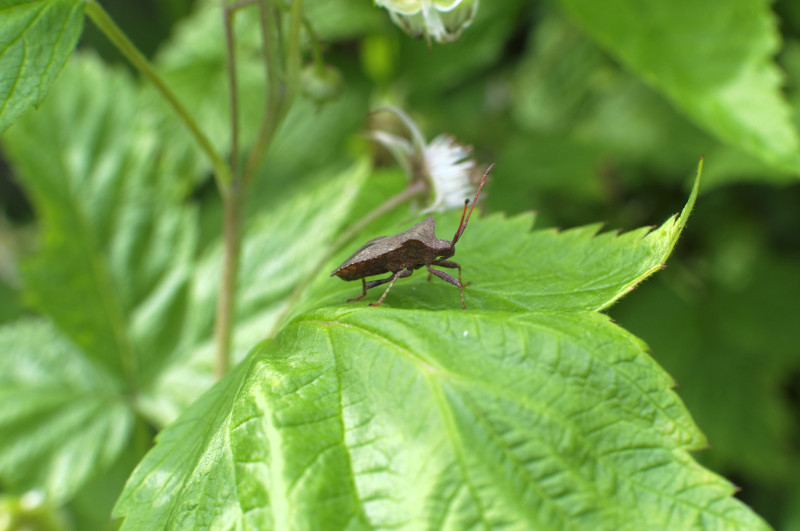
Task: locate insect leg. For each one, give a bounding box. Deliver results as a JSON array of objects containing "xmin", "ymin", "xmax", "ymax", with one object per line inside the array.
[
  {"xmin": 347, "ymin": 279, "xmax": 368, "ymax": 302},
  {"xmin": 431, "ymin": 259, "xmax": 469, "ymax": 286},
  {"xmin": 426, "ymin": 265, "xmax": 466, "ymax": 310},
  {"xmin": 347, "ymin": 275, "xmax": 393, "ymax": 302},
  {"xmin": 369, "ymin": 269, "xmax": 413, "ymax": 307}
]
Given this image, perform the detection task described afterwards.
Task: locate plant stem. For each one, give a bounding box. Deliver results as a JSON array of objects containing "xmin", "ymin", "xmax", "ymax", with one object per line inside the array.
[
  {"xmin": 268, "ymin": 180, "xmax": 428, "ymax": 337},
  {"xmin": 214, "ymin": 1, "xmax": 253, "ymax": 380},
  {"xmin": 215, "ymin": 0, "xmax": 260, "ymax": 380},
  {"xmin": 261, "ymin": 0, "xmax": 283, "ymax": 106},
  {"xmin": 301, "ymin": 14, "xmax": 324, "ymax": 72},
  {"xmin": 215, "ymin": 0, "xmax": 306, "ymax": 377},
  {"xmin": 214, "ymin": 185, "xmax": 244, "ymax": 379},
  {"xmin": 224, "ymin": 3, "xmax": 241, "ymax": 177},
  {"xmin": 285, "ymin": 0, "xmax": 304, "ymax": 97},
  {"xmin": 84, "ymin": 0, "xmax": 232, "ymax": 194},
  {"xmin": 240, "ymin": 0, "xmax": 290, "ymax": 187}
]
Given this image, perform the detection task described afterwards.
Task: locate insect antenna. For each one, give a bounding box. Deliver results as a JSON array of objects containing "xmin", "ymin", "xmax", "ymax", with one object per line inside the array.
[{"xmin": 452, "ymin": 163, "xmax": 495, "ymax": 244}]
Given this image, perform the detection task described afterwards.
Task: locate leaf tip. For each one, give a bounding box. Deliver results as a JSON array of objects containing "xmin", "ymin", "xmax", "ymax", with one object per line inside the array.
[{"xmin": 678, "ymin": 156, "xmax": 703, "ymax": 225}]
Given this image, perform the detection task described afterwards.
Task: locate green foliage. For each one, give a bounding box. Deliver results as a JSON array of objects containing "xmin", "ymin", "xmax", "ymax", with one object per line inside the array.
[
  {"xmin": 1, "ymin": 0, "xmax": 798, "ymax": 528},
  {"xmin": 0, "ymin": 319, "xmax": 132, "ymax": 501},
  {"xmin": 114, "ymin": 311, "xmax": 760, "ymax": 529},
  {"xmin": 0, "ymin": 0, "xmax": 84, "ymax": 134},
  {"xmin": 2, "ymin": 55, "xmax": 197, "ymax": 384},
  {"xmin": 312, "ymin": 174, "xmax": 697, "ymax": 315},
  {"xmin": 613, "ymin": 255, "xmax": 799, "ymax": 482},
  {"xmin": 116, "ymin": 171, "xmax": 768, "ymax": 530},
  {"xmin": 559, "ymin": 0, "xmax": 800, "ymax": 174},
  {"xmin": 0, "ymin": 49, "xmax": 371, "ymax": 514},
  {"xmin": 611, "ymin": 193, "xmax": 800, "ymax": 525}
]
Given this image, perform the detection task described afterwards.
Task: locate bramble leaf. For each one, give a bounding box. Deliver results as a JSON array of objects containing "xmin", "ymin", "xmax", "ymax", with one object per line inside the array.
[
  {"xmin": 0, "ymin": 56, "xmax": 376, "ymax": 516},
  {"xmin": 1, "ymin": 54, "xmax": 197, "ymax": 382},
  {"xmin": 115, "ymin": 300, "xmax": 766, "ymax": 530},
  {"xmin": 612, "ymin": 251, "xmax": 800, "ymax": 483},
  {"xmin": 0, "ymin": 319, "xmax": 133, "ymax": 501},
  {"xmin": 558, "ymin": 0, "xmax": 800, "ymax": 174},
  {"xmin": 114, "ymin": 161, "xmax": 767, "ymax": 529},
  {"xmin": 0, "ymin": 0, "xmax": 84, "ymax": 134},
  {"xmin": 308, "ymin": 163, "xmax": 699, "ymax": 315},
  {"xmin": 0, "ymin": 53, "xmax": 195, "ymax": 500}
]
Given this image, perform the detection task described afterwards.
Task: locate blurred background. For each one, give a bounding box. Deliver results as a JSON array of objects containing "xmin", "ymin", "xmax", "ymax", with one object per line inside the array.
[{"xmin": 1, "ymin": 0, "xmax": 799, "ymax": 528}]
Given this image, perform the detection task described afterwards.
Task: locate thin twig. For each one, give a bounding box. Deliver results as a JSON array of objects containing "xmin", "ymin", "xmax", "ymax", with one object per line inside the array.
[{"xmin": 300, "ymin": 15, "xmax": 323, "ymax": 70}]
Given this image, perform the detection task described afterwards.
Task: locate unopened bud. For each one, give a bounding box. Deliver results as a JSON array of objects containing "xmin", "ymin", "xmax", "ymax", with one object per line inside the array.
[
  {"xmin": 300, "ymin": 64, "xmax": 343, "ymax": 105},
  {"xmin": 375, "ymin": 0, "xmax": 479, "ymax": 44}
]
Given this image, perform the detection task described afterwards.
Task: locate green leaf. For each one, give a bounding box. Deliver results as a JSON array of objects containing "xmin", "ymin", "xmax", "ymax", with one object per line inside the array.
[
  {"xmin": 114, "ymin": 308, "xmax": 765, "ymax": 529},
  {"xmin": 558, "ymin": 0, "xmax": 800, "ymax": 174},
  {"xmin": 115, "ymin": 162, "xmax": 765, "ymax": 528},
  {"xmin": 3, "ymin": 48, "xmax": 373, "ymax": 436},
  {"xmin": 0, "ymin": 53, "xmax": 197, "ymax": 498},
  {"xmin": 1, "ymin": 53, "xmax": 198, "ymax": 385},
  {"xmin": 314, "ymin": 161, "xmax": 700, "ymax": 314},
  {"xmin": 0, "ymin": 0, "xmax": 84, "ymax": 134},
  {"xmin": 0, "ymin": 319, "xmax": 134, "ymax": 501},
  {"xmin": 114, "ymin": 355, "xmax": 255, "ymax": 530},
  {"xmin": 612, "ymin": 247, "xmax": 800, "ymax": 483}
]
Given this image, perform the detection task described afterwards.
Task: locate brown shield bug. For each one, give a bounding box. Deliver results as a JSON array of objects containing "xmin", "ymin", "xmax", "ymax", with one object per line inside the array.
[{"xmin": 331, "ymin": 163, "xmax": 494, "ymax": 309}]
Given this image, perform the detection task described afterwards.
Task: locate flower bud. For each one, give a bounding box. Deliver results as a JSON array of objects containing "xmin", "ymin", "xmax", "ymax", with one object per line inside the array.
[
  {"xmin": 300, "ymin": 64, "xmax": 343, "ymax": 105},
  {"xmin": 375, "ymin": 0, "xmax": 479, "ymax": 44}
]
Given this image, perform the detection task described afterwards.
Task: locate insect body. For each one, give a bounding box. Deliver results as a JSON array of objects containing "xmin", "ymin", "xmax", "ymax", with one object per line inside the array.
[{"xmin": 331, "ymin": 164, "xmax": 494, "ymax": 309}]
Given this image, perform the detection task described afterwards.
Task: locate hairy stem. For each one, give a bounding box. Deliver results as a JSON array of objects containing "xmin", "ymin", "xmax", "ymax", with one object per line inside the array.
[
  {"xmin": 84, "ymin": 0, "xmax": 231, "ymax": 193},
  {"xmin": 268, "ymin": 180, "xmax": 428, "ymax": 337}
]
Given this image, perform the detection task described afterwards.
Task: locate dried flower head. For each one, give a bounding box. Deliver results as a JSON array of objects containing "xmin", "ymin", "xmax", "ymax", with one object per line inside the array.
[{"xmin": 368, "ymin": 106, "xmax": 480, "ymax": 213}]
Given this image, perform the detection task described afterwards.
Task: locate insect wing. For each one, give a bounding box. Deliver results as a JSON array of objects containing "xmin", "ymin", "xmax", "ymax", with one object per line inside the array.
[
  {"xmin": 333, "ymin": 235, "xmax": 394, "ymax": 273},
  {"xmin": 331, "ymin": 217, "xmax": 438, "ymax": 279}
]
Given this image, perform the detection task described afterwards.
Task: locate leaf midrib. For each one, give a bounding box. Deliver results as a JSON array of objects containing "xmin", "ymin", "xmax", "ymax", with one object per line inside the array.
[{"xmin": 45, "ymin": 152, "xmax": 140, "ymax": 391}]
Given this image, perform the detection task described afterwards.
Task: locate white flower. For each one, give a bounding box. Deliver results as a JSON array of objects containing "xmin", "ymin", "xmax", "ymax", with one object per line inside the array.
[
  {"xmin": 368, "ymin": 106, "xmax": 478, "ymax": 213},
  {"xmin": 423, "ymin": 134, "xmax": 475, "ymax": 211},
  {"xmin": 375, "ymin": 0, "xmax": 479, "ymax": 44}
]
